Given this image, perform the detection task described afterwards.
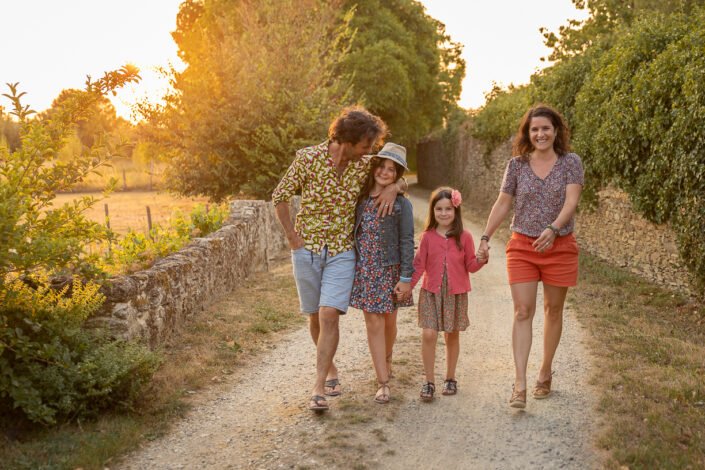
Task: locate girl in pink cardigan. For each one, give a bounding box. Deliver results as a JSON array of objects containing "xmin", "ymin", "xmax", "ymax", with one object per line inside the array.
[{"xmin": 409, "ymin": 187, "xmax": 487, "ymax": 401}]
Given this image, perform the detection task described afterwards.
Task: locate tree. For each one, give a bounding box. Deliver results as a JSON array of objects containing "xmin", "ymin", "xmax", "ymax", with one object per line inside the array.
[
  {"xmin": 148, "ymin": 0, "xmax": 464, "ymax": 200},
  {"xmin": 141, "ymin": 0, "xmax": 353, "ymax": 201},
  {"xmin": 540, "ymin": 0, "xmax": 705, "ymax": 61},
  {"xmin": 338, "ymin": 0, "xmax": 465, "ymax": 148},
  {"xmin": 40, "ymin": 90, "xmax": 126, "ymax": 148}
]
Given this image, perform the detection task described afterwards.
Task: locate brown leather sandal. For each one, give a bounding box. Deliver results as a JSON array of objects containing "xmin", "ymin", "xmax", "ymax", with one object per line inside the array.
[
  {"xmin": 510, "ymin": 384, "xmax": 526, "ymax": 409},
  {"xmin": 532, "ymin": 376, "xmax": 552, "ymax": 399}
]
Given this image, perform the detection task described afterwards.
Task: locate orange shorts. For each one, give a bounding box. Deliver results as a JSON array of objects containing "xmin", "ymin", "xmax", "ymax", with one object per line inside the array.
[{"xmin": 506, "ymin": 232, "xmax": 579, "ymax": 287}]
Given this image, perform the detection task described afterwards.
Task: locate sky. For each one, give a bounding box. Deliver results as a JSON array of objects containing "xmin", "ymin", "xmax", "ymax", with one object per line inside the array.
[{"xmin": 0, "ymin": 1, "xmax": 589, "ymax": 121}]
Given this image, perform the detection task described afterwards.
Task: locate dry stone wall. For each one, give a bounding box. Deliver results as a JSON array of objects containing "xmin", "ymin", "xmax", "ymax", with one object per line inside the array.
[
  {"xmin": 88, "ymin": 199, "xmax": 300, "ymax": 346},
  {"xmin": 417, "ymin": 128, "xmax": 694, "ymax": 294}
]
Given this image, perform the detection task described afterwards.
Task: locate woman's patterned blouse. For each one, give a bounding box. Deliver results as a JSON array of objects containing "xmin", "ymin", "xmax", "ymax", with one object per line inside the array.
[
  {"xmin": 500, "ymin": 153, "xmax": 584, "ymax": 237},
  {"xmin": 272, "ymin": 141, "xmax": 370, "ymax": 256}
]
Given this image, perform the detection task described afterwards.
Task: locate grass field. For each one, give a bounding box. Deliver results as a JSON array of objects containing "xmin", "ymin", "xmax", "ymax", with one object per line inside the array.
[{"xmin": 52, "ymin": 191, "xmax": 212, "ymax": 236}]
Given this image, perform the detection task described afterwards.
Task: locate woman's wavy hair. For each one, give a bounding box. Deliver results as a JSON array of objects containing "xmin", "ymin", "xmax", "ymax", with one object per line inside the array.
[
  {"xmin": 357, "ymin": 157, "xmax": 405, "ymax": 206},
  {"xmin": 424, "ymin": 186, "xmax": 463, "ymax": 249},
  {"xmin": 512, "ymin": 104, "xmax": 571, "ymax": 161}
]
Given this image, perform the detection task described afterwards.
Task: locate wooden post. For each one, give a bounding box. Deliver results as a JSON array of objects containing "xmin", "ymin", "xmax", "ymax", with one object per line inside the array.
[
  {"xmin": 149, "ymin": 160, "xmax": 154, "ymax": 191},
  {"xmin": 122, "ymin": 168, "xmax": 127, "ymax": 191},
  {"xmin": 104, "ymin": 203, "xmax": 111, "ymax": 255},
  {"xmin": 146, "ymin": 205, "xmax": 153, "ymax": 241}
]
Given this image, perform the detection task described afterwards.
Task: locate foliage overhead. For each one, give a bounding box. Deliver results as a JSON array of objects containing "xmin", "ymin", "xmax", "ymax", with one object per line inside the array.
[
  {"xmin": 338, "ymin": 0, "xmax": 465, "ymax": 147},
  {"xmin": 540, "ymin": 0, "xmax": 705, "ymax": 61},
  {"xmin": 147, "ymin": 0, "xmax": 464, "ymax": 201},
  {"xmin": 140, "ymin": 0, "xmax": 353, "ymax": 201}
]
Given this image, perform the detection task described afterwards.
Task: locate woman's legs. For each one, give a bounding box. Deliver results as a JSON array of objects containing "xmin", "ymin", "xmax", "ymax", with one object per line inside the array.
[
  {"xmin": 538, "ymin": 283, "xmax": 568, "ymax": 382},
  {"xmin": 363, "ymin": 312, "xmax": 389, "ymax": 384},
  {"xmin": 444, "ymin": 331, "xmax": 460, "ymax": 380},
  {"xmin": 509, "ymin": 281, "xmax": 538, "ymax": 391},
  {"xmin": 421, "ymin": 328, "xmax": 438, "ymax": 383},
  {"xmin": 384, "ymin": 310, "xmax": 398, "ymax": 377}
]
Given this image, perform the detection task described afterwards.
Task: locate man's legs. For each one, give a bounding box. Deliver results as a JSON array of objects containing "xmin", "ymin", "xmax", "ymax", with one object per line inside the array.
[
  {"xmin": 309, "ymin": 249, "xmax": 356, "ymax": 408},
  {"xmin": 308, "ymin": 313, "xmax": 339, "ymax": 393},
  {"xmin": 311, "ymin": 306, "xmax": 341, "ymax": 400}
]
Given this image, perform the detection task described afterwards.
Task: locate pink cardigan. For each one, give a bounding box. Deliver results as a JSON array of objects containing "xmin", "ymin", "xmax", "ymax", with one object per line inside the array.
[{"xmin": 410, "ymin": 230, "xmax": 486, "ymax": 295}]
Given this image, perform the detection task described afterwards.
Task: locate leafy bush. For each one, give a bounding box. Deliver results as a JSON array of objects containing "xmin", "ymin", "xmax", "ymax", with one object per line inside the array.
[
  {"xmin": 572, "ymin": 10, "xmax": 705, "ymax": 291},
  {"xmin": 0, "ymin": 68, "xmax": 162, "ymax": 425},
  {"xmin": 0, "ymin": 272, "xmax": 160, "ymax": 425},
  {"xmin": 102, "ymin": 203, "xmax": 228, "ymax": 275},
  {"xmin": 469, "ymin": 84, "xmax": 533, "ymax": 160}
]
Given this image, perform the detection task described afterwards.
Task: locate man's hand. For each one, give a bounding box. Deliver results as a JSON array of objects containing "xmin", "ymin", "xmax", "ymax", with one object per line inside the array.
[
  {"xmin": 288, "ymin": 234, "xmax": 305, "ymax": 250},
  {"xmin": 372, "ymin": 182, "xmax": 399, "ymax": 217}
]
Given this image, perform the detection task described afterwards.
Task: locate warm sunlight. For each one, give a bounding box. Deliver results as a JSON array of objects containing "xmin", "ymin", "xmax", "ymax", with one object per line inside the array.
[{"xmin": 3, "ymin": 1, "xmax": 588, "ymax": 119}]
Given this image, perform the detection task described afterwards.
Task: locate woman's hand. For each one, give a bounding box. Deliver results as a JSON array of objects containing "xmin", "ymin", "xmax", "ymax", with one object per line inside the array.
[
  {"xmin": 532, "ymin": 228, "xmax": 556, "ymax": 253},
  {"xmin": 394, "ymin": 281, "xmax": 411, "ymax": 301},
  {"xmin": 476, "ymin": 239, "xmax": 490, "ymax": 263}
]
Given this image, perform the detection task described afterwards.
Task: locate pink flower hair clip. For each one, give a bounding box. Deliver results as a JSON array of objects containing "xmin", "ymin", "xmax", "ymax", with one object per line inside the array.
[{"xmin": 451, "ymin": 189, "xmax": 462, "ymax": 208}]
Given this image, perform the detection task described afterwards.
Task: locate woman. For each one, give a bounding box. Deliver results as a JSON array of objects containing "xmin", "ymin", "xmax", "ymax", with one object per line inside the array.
[
  {"xmin": 349, "ymin": 143, "xmax": 414, "ymax": 404},
  {"xmin": 477, "ymin": 104, "xmax": 584, "ymax": 409}
]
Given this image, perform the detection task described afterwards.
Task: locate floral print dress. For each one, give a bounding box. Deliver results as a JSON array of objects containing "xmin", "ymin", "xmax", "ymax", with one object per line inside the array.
[{"xmin": 350, "ymin": 199, "xmax": 413, "ymax": 314}]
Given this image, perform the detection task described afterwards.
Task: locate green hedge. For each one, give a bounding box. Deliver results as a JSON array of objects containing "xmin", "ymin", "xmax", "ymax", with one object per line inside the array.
[{"xmin": 470, "ymin": 8, "xmax": 705, "ymax": 292}]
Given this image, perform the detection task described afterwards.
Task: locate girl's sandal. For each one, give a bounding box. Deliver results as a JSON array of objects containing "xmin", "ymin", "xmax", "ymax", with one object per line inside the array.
[
  {"xmin": 374, "ymin": 382, "xmax": 390, "ymax": 404},
  {"xmin": 420, "ymin": 381, "xmax": 435, "ymax": 402},
  {"xmin": 442, "ymin": 379, "xmax": 458, "ymax": 396}
]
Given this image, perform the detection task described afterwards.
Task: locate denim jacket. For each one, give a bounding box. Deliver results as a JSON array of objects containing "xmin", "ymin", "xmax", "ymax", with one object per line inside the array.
[{"xmin": 354, "ymin": 196, "xmax": 415, "ymax": 280}]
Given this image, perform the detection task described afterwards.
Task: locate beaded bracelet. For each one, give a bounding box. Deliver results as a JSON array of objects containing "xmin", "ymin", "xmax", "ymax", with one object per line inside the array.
[
  {"xmin": 480, "ymin": 234, "xmax": 490, "ymax": 242},
  {"xmin": 546, "ymin": 224, "xmax": 560, "ymax": 237}
]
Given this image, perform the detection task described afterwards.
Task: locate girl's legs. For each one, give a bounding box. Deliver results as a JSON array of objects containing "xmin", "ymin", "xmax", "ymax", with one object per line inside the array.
[
  {"xmin": 509, "ymin": 281, "xmax": 538, "ymax": 391},
  {"xmin": 384, "ymin": 309, "xmax": 398, "ymax": 377},
  {"xmin": 363, "ymin": 312, "xmax": 389, "ymax": 384},
  {"xmin": 538, "ymin": 283, "xmax": 569, "ymax": 382},
  {"xmin": 421, "ymin": 328, "xmax": 438, "ymax": 383},
  {"xmin": 444, "ymin": 331, "xmax": 460, "ymax": 380}
]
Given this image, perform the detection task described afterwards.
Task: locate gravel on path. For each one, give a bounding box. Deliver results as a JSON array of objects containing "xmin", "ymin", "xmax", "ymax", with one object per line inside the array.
[{"xmin": 117, "ymin": 184, "xmax": 601, "ymax": 470}]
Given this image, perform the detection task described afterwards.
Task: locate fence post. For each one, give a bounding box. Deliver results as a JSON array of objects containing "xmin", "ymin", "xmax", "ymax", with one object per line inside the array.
[
  {"xmin": 104, "ymin": 203, "xmax": 111, "ymax": 255},
  {"xmin": 146, "ymin": 205, "xmax": 153, "ymax": 241},
  {"xmin": 149, "ymin": 160, "xmax": 154, "ymax": 191}
]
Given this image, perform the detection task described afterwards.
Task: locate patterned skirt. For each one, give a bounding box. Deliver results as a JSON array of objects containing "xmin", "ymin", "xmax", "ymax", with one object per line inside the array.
[
  {"xmin": 349, "ymin": 199, "xmax": 414, "ymax": 314},
  {"xmin": 418, "ymin": 268, "xmax": 468, "ymax": 332}
]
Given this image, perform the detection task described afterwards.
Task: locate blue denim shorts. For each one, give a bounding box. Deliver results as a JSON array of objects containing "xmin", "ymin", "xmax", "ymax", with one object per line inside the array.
[{"xmin": 291, "ymin": 246, "xmax": 356, "ymax": 314}]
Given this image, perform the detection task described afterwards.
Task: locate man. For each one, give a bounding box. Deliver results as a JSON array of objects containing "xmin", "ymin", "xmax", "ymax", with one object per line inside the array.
[{"xmin": 272, "ymin": 106, "xmax": 406, "ymax": 411}]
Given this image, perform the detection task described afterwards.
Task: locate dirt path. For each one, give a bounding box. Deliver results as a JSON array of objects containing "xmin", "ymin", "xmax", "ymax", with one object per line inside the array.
[{"xmin": 118, "ymin": 185, "xmax": 600, "ymax": 469}]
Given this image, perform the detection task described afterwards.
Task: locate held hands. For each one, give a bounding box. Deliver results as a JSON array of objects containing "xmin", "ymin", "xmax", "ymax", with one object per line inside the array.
[
  {"xmin": 476, "ymin": 239, "xmax": 490, "ymax": 264},
  {"xmin": 394, "ymin": 281, "xmax": 411, "ymax": 301},
  {"xmin": 532, "ymin": 227, "xmax": 557, "ymax": 253}
]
